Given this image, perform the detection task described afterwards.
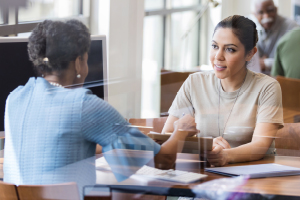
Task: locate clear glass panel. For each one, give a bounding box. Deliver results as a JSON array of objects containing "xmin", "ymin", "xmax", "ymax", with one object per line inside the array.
[
  {"xmin": 144, "ymin": 0, "xmax": 165, "ymax": 10},
  {"xmin": 165, "ymin": 11, "xmax": 199, "ymax": 70},
  {"xmin": 0, "ymin": 10, "xmax": 3, "ymax": 24},
  {"xmin": 143, "ymin": 16, "xmax": 164, "ymax": 69},
  {"xmin": 142, "ymin": 16, "xmax": 164, "ymax": 118},
  {"xmin": 19, "ymin": 0, "xmax": 81, "ymax": 22},
  {"xmin": 170, "ymin": 0, "xmax": 199, "ymax": 8}
]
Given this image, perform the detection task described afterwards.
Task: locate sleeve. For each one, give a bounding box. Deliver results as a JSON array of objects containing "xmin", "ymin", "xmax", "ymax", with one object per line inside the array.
[
  {"xmin": 168, "ymin": 75, "xmax": 195, "ymax": 118},
  {"xmin": 271, "ymin": 41, "xmax": 285, "ymax": 77},
  {"xmin": 257, "ymin": 81, "xmax": 284, "ymax": 129},
  {"xmin": 81, "ymin": 94, "xmax": 161, "ymax": 182}
]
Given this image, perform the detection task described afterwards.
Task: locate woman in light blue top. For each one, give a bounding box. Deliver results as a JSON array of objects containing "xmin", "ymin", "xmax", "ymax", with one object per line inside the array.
[{"xmin": 4, "ymin": 20, "xmax": 197, "ymax": 197}]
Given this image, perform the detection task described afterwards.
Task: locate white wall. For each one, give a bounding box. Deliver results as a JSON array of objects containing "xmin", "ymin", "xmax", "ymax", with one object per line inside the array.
[{"xmin": 107, "ymin": 0, "xmax": 144, "ymax": 119}]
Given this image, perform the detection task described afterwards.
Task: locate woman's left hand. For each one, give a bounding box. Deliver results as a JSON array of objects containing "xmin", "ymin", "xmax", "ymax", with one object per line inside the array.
[
  {"xmin": 207, "ymin": 145, "xmax": 229, "ymax": 167},
  {"xmin": 213, "ymin": 136, "xmax": 231, "ymax": 149}
]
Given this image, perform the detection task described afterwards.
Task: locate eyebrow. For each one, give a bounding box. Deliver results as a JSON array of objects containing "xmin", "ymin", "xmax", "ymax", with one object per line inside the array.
[{"xmin": 212, "ymin": 40, "xmax": 238, "ymax": 48}]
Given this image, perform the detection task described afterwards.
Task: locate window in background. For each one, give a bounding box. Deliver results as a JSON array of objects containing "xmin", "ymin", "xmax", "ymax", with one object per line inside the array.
[
  {"xmin": 166, "ymin": 11, "xmax": 199, "ymax": 71},
  {"xmin": 170, "ymin": 0, "xmax": 199, "ymax": 8},
  {"xmin": 145, "ymin": 0, "xmax": 164, "ymax": 10},
  {"xmin": 19, "ymin": 0, "xmax": 81, "ymax": 22},
  {"xmin": 0, "ymin": 0, "xmax": 87, "ymax": 36},
  {"xmin": 143, "ymin": 16, "xmax": 164, "ymax": 69},
  {"xmin": 142, "ymin": 0, "xmax": 202, "ymax": 118},
  {"xmin": 144, "ymin": 0, "xmax": 202, "ymax": 71}
]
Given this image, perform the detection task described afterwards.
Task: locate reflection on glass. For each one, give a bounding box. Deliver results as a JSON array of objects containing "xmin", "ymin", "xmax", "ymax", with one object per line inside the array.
[
  {"xmin": 170, "ymin": 0, "xmax": 199, "ymax": 8},
  {"xmin": 166, "ymin": 11, "xmax": 199, "ymax": 70},
  {"xmin": 143, "ymin": 16, "xmax": 164, "ymax": 69},
  {"xmin": 144, "ymin": 0, "xmax": 164, "ymax": 10},
  {"xmin": 18, "ymin": 0, "xmax": 81, "ymax": 22},
  {"xmin": 0, "ymin": 10, "xmax": 3, "ymax": 24},
  {"xmin": 142, "ymin": 16, "xmax": 163, "ymax": 118}
]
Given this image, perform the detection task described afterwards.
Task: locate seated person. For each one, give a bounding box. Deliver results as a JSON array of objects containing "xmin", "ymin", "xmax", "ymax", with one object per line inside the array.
[
  {"xmin": 162, "ymin": 15, "xmax": 283, "ymax": 167},
  {"xmin": 3, "ymin": 19, "xmax": 197, "ymax": 197},
  {"xmin": 249, "ymin": 0, "xmax": 298, "ymax": 72},
  {"xmin": 271, "ymin": 27, "xmax": 300, "ymax": 79}
]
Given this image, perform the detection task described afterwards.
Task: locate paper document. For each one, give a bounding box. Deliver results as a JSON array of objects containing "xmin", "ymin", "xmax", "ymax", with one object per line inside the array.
[{"xmin": 205, "ymin": 164, "xmax": 300, "ymax": 178}]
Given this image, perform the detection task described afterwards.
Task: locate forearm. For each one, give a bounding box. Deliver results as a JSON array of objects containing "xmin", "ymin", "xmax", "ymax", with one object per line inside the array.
[
  {"xmin": 225, "ymin": 140, "xmax": 272, "ymax": 163},
  {"xmin": 154, "ymin": 130, "xmax": 187, "ymax": 169},
  {"xmin": 158, "ymin": 130, "xmax": 187, "ymax": 155}
]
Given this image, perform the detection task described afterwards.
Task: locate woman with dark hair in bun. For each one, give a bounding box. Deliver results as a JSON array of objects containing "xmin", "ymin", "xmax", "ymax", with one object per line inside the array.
[
  {"xmin": 163, "ymin": 15, "xmax": 283, "ymax": 167},
  {"xmin": 3, "ymin": 19, "xmax": 197, "ymax": 196}
]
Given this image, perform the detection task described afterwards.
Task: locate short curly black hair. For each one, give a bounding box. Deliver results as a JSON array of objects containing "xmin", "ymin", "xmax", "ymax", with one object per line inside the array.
[{"xmin": 28, "ymin": 19, "xmax": 91, "ymax": 76}]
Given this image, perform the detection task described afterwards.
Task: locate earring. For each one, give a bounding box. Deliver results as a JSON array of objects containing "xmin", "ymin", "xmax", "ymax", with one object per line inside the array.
[{"xmin": 77, "ymin": 74, "xmax": 81, "ymax": 79}]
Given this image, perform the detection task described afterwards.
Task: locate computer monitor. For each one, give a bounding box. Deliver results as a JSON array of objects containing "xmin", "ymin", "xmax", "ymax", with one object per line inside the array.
[{"xmin": 0, "ymin": 35, "xmax": 108, "ymax": 131}]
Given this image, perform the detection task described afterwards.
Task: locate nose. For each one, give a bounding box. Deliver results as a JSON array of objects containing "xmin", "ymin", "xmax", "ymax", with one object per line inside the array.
[{"xmin": 215, "ymin": 49, "xmax": 225, "ymax": 61}]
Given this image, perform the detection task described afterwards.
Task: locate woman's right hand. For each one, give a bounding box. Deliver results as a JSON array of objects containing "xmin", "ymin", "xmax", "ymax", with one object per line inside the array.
[
  {"xmin": 173, "ymin": 114, "xmax": 199, "ymax": 137},
  {"xmin": 213, "ymin": 136, "xmax": 231, "ymax": 149}
]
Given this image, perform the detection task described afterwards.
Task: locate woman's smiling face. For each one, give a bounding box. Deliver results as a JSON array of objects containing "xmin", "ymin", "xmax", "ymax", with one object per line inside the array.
[{"xmin": 210, "ymin": 28, "xmax": 252, "ymax": 80}]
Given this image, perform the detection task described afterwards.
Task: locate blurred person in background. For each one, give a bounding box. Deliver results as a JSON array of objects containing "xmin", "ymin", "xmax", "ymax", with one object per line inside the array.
[
  {"xmin": 271, "ymin": 27, "xmax": 300, "ymax": 79},
  {"xmin": 250, "ymin": 0, "xmax": 298, "ymax": 72}
]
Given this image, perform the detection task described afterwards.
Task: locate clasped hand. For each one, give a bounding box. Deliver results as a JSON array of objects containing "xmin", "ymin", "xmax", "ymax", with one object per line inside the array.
[{"xmin": 207, "ymin": 136, "xmax": 231, "ymax": 167}]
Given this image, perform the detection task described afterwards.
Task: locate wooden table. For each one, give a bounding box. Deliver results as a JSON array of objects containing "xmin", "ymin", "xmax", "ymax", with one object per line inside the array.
[
  {"xmin": 95, "ymin": 153, "xmax": 300, "ymax": 198},
  {"xmin": 1, "ymin": 153, "xmax": 300, "ymax": 198}
]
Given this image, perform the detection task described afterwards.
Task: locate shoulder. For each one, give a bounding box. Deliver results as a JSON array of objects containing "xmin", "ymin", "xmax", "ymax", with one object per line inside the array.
[
  {"xmin": 278, "ymin": 27, "xmax": 300, "ymax": 46},
  {"xmin": 281, "ymin": 15, "xmax": 299, "ymax": 29},
  {"xmin": 188, "ymin": 71, "xmax": 215, "ymax": 83},
  {"xmin": 248, "ymin": 70, "xmax": 281, "ymax": 92}
]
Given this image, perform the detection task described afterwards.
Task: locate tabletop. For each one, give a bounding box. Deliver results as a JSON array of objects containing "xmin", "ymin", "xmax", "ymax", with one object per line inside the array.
[{"xmin": 95, "ymin": 153, "xmax": 300, "ymax": 197}]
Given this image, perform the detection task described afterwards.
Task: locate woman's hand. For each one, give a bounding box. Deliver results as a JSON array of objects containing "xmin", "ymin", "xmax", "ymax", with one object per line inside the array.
[
  {"xmin": 173, "ymin": 114, "xmax": 199, "ymax": 137},
  {"xmin": 207, "ymin": 145, "xmax": 229, "ymax": 167},
  {"xmin": 213, "ymin": 136, "xmax": 231, "ymax": 149}
]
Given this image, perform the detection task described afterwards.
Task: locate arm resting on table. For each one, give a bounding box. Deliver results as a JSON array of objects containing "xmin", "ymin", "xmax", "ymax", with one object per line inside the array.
[{"xmin": 225, "ymin": 123, "xmax": 279, "ymax": 163}]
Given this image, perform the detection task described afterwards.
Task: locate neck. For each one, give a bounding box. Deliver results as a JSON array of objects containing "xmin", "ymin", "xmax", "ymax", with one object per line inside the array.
[
  {"xmin": 43, "ymin": 67, "xmax": 77, "ymax": 87},
  {"xmin": 44, "ymin": 74, "xmax": 73, "ymax": 87},
  {"xmin": 220, "ymin": 68, "xmax": 247, "ymax": 92}
]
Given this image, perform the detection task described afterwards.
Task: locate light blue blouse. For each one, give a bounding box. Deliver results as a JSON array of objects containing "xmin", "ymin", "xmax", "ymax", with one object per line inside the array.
[{"xmin": 4, "ymin": 77, "xmax": 160, "ymax": 197}]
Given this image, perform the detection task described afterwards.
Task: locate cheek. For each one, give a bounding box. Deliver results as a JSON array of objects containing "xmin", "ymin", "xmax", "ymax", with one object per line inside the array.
[{"xmin": 227, "ymin": 54, "xmax": 245, "ymax": 66}]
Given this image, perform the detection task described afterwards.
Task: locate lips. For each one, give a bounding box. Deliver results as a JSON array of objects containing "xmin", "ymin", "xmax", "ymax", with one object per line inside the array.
[{"xmin": 214, "ymin": 64, "xmax": 227, "ymax": 71}]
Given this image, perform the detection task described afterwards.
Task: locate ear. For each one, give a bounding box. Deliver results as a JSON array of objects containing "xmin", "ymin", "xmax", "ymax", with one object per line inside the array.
[
  {"xmin": 74, "ymin": 56, "xmax": 82, "ymax": 75},
  {"xmin": 246, "ymin": 47, "xmax": 258, "ymax": 61}
]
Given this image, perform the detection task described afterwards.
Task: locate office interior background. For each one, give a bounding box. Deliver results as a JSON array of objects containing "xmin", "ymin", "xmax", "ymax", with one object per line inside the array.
[{"xmin": 0, "ymin": 0, "xmax": 299, "ymax": 120}]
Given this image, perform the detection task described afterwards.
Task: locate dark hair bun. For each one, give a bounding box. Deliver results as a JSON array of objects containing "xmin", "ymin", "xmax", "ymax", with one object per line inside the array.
[{"xmin": 28, "ymin": 19, "xmax": 91, "ymax": 76}]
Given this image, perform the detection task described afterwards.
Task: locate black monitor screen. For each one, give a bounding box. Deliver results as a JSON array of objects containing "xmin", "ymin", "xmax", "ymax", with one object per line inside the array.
[{"xmin": 0, "ymin": 39, "xmax": 105, "ymax": 131}]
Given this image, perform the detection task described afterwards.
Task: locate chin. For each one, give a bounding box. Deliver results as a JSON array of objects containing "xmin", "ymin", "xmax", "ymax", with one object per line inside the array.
[{"xmin": 214, "ymin": 70, "xmax": 227, "ymax": 80}]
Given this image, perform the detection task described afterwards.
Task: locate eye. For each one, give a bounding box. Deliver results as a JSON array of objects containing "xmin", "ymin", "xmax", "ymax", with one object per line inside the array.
[
  {"xmin": 226, "ymin": 48, "xmax": 236, "ymax": 53},
  {"xmin": 211, "ymin": 44, "xmax": 218, "ymax": 49}
]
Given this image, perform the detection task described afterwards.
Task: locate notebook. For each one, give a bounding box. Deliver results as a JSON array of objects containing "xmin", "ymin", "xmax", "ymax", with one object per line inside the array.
[{"xmin": 205, "ymin": 164, "xmax": 300, "ymax": 178}]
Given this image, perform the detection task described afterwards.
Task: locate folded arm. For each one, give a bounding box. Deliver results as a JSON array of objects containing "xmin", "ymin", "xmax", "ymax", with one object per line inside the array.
[{"xmin": 208, "ymin": 123, "xmax": 279, "ymax": 166}]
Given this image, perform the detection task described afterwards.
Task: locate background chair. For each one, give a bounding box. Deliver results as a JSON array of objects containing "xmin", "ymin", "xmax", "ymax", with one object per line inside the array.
[
  {"xmin": 17, "ymin": 182, "xmax": 80, "ymax": 200},
  {"xmin": 275, "ymin": 123, "xmax": 300, "ymax": 157},
  {"xmin": 160, "ymin": 70, "xmax": 195, "ymax": 116},
  {"xmin": 0, "ymin": 181, "xmax": 18, "ymax": 200},
  {"xmin": 276, "ymin": 76, "xmax": 300, "ymax": 123}
]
